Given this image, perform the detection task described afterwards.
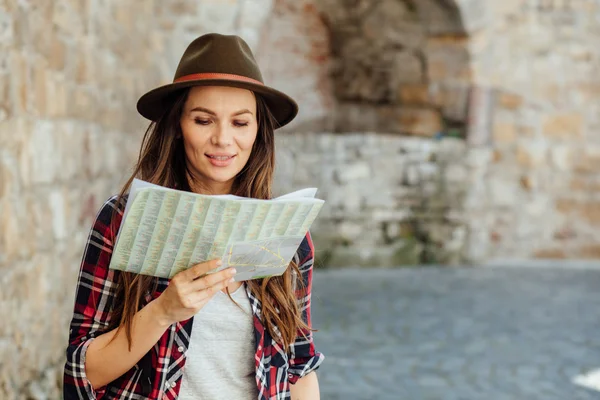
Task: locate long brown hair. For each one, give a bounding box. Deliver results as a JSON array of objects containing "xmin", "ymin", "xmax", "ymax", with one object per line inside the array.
[{"xmin": 108, "ymin": 88, "xmax": 309, "ymax": 350}]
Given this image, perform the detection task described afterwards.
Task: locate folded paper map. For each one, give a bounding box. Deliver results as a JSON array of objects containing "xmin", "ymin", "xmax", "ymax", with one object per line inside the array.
[{"xmin": 108, "ymin": 179, "xmax": 324, "ymax": 281}]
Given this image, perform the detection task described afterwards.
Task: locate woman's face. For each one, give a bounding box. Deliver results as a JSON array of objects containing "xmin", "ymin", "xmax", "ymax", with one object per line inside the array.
[{"xmin": 180, "ymin": 86, "xmax": 258, "ymax": 194}]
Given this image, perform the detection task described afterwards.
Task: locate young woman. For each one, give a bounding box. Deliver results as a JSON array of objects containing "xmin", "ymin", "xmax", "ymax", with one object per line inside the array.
[{"xmin": 63, "ymin": 33, "xmax": 323, "ymax": 400}]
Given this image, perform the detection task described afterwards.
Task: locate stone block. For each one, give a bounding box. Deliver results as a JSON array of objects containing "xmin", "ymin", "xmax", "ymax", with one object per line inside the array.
[
  {"xmin": 573, "ymin": 145, "xmax": 600, "ymax": 173},
  {"xmin": 238, "ymin": 0, "xmax": 274, "ymax": 49},
  {"xmin": 49, "ymin": 189, "xmax": 67, "ymax": 240},
  {"xmin": 401, "ymin": 163, "xmax": 420, "ymax": 186},
  {"xmin": 497, "ymin": 92, "xmax": 524, "ymax": 110},
  {"xmin": 0, "ymin": 73, "xmax": 9, "ymax": 122},
  {"xmin": 0, "ymin": 149, "xmax": 15, "ymax": 198},
  {"xmin": 429, "ymin": 83, "xmax": 471, "ymax": 122},
  {"xmin": 553, "ymin": 226, "xmax": 577, "ymax": 240},
  {"xmin": 337, "ymin": 220, "xmax": 363, "ymax": 243},
  {"xmin": 168, "ymin": 0, "xmax": 200, "ymax": 15},
  {"xmin": 466, "ymin": 147, "xmax": 492, "ymax": 168},
  {"xmin": 362, "ymin": 0, "xmax": 424, "ymax": 49},
  {"xmin": 533, "ymin": 82, "xmax": 562, "ymax": 104},
  {"xmin": 534, "ymin": 248, "xmax": 567, "ymax": 259},
  {"xmin": 425, "ymin": 36, "xmax": 471, "ymax": 82},
  {"xmin": 53, "ymin": 0, "xmax": 83, "ymax": 36},
  {"xmin": 0, "ymin": 340, "xmax": 18, "ymax": 399},
  {"xmin": 488, "ymin": 178, "xmax": 520, "ymax": 207},
  {"xmin": 397, "ymin": 84, "xmax": 429, "ymax": 105},
  {"xmin": 557, "ymin": 199, "xmax": 600, "ymax": 226},
  {"xmin": 370, "ymin": 209, "xmax": 411, "ymax": 222},
  {"xmin": 555, "ymin": 198, "xmax": 578, "ymax": 214},
  {"xmin": 0, "ymin": 198, "xmax": 35, "ymax": 266},
  {"xmin": 569, "ymin": 177, "xmax": 600, "ymax": 192},
  {"xmin": 580, "ymin": 203, "xmax": 600, "ymax": 226},
  {"xmin": 445, "ymin": 164, "xmax": 469, "ymax": 183},
  {"xmin": 392, "ymin": 51, "xmax": 424, "ymax": 84},
  {"xmin": 334, "ymin": 162, "xmax": 370, "ymax": 183},
  {"xmin": 493, "ymin": 122, "xmax": 517, "ymax": 144},
  {"xmin": 379, "ymin": 107, "xmax": 442, "ymax": 137},
  {"xmin": 519, "ymin": 175, "xmax": 534, "ymax": 191},
  {"xmin": 196, "ymin": 0, "xmax": 243, "ymax": 36},
  {"xmin": 334, "ymin": 103, "xmax": 379, "ymax": 133},
  {"xmin": 463, "ymin": 219, "xmax": 490, "ymax": 260},
  {"xmin": 418, "ymin": 161, "xmax": 440, "ymax": 180},
  {"xmin": 542, "ymin": 112, "xmax": 584, "ymax": 139},
  {"xmin": 45, "ymin": 74, "xmax": 67, "ymax": 118},
  {"xmin": 0, "ymin": 8, "xmax": 14, "ymax": 48},
  {"xmin": 73, "ymin": 87, "xmax": 93, "ymax": 121},
  {"xmin": 550, "ymin": 145, "xmax": 573, "ymax": 171},
  {"xmin": 323, "ymin": 240, "xmax": 422, "ymax": 268},
  {"xmin": 24, "ymin": 120, "xmax": 57, "ymax": 184},
  {"xmin": 383, "ymin": 221, "xmax": 401, "ymax": 241},
  {"xmin": 437, "ymin": 137, "xmax": 467, "ymax": 157},
  {"xmin": 8, "ymin": 50, "xmax": 27, "ymax": 114},
  {"xmin": 324, "ymin": 185, "xmax": 362, "ymax": 213},
  {"xmin": 516, "ymin": 141, "xmax": 548, "ymax": 168},
  {"xmin": 574, "ymin": 245, "xmax": 600, "ymax": 259}
]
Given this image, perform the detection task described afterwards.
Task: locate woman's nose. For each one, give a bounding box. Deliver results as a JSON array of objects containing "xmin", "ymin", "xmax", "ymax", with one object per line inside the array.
[{"xmin": 211, "ymin": 123, "xmax": 233, "ymax": 147}]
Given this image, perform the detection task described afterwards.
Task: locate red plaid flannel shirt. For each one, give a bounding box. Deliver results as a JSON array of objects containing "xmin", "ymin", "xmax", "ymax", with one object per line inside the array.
[{"xmin": 63, "ymin": 196, "xmax": 324, "ymax": 399}]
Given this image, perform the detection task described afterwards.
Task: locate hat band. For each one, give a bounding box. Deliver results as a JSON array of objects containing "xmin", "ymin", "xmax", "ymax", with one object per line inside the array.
[{"xmin": 174, "ymin": 72, "xmax": 264, "ymax": 86}]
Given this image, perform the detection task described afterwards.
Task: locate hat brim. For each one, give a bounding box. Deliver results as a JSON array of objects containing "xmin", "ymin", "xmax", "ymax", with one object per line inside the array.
[{"xmin": 136, "ymin": 79, "xmax": 299, "ymax": 128}]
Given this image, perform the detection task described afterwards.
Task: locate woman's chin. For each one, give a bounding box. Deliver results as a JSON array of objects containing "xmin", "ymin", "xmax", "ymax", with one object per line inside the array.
[{"xmin": 203, "ymin": 170, "xmax": 238, "ymax": 185}]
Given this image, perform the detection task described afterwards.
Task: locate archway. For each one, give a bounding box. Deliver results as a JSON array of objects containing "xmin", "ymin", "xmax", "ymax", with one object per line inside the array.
[
  {"xmin": 261, "ymin": 0, "xmax": 474, "ymax": 266},
  {"xmin": 320, "ymin": 0, "xmax": 471, "ymax": 138}
]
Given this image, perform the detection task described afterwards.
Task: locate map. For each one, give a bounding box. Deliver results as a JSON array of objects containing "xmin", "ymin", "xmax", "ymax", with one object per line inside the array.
[{"xmin": 108, "ymin": 179, "xmax": 324, "ymax": 280}]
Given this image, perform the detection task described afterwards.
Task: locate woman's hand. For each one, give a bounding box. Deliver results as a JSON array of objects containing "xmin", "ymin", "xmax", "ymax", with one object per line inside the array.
[{"xmin": 152, "ymin": 259, "xmax": 236, "ymax": 326}]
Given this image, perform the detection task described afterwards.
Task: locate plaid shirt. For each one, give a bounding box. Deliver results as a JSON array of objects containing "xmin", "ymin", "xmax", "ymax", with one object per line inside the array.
[{"xmin": 63, "ymin": 195, "xmax": 324, "ymax": 399}]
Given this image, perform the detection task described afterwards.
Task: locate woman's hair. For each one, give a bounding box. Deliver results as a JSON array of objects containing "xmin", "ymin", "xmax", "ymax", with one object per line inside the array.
[{"xmin": 107, "ymin": 88, "xmax": 308, "ymax": 350}]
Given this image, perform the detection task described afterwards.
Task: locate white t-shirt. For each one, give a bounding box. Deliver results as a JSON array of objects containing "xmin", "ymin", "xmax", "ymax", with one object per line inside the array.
[{"xmin": 178, "ymin": 285, "xmax": 257, "ymax": 399}]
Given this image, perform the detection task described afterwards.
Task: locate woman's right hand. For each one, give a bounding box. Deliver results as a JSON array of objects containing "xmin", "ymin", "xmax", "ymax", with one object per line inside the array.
[{"xmin": 151, "ymin": 259, "xmax": 236, "ymax": 326}]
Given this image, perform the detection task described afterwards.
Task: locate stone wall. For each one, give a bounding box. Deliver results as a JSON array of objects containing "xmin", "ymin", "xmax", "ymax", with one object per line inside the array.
[
  {"xmin": 0, "ymin": 1, "xmax": 161, "ymax": 397},
  {"xmin": 455, "ymin": 0, "xmax": 600, "ymax": 261},
  {"xmin": 274, "ymin": 133, "xmax": 469, "ymax": 267}
]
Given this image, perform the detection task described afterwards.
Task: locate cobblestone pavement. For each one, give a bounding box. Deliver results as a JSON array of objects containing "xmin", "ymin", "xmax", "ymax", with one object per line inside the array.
[{"xmin": 311, "ymin": 266, "xmax": 600, "ymax": 400}]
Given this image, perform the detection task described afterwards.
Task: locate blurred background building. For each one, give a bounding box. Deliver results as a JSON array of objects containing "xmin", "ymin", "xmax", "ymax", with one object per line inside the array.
[{"xmin": 1, "ymin": 0, "xmax": 599, "ymax": 397}]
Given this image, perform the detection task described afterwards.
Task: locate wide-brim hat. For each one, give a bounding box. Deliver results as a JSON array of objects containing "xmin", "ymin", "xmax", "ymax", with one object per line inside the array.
[{"xmin": 136, "ymin": 33, "xmax": 299, "ymax": 128}]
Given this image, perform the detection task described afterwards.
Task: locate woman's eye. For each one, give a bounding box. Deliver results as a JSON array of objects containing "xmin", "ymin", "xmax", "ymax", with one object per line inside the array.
[
  {"xmin": 194, "ymin": 119, "xmax": 210, "ymax": 125},
  {"xmin": 234, "ymin": 121, "xmax": 249, "ymax": 127}
]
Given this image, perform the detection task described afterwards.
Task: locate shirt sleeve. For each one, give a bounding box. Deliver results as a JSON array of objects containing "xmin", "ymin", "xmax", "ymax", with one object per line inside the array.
[
  {"xmin": 287, "ymin": 231, "xmax": 325, "ymax": 384},
  {"xmin": 63, "ymin": 196, "xmax": 123, "ymax": 399}
]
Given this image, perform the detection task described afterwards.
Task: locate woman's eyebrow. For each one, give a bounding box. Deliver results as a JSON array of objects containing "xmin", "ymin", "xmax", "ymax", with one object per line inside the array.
[
  {"xmin": 190, "ymin": 106, "xmax": 216, "ymax": 115},
  {"xmin": 189, "ymin": 106, "xmax": 253, "ymax": 116},
  {"xmin": 232, "ymin": 109, "xmax": 253, "ymax": 116}
]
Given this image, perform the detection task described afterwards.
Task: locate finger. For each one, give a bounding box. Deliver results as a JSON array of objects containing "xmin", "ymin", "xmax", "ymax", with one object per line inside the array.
[
  {"xmin": 181, "ymin": 259, "xmax": 222, "ymax": 281},
  {"xmin": 189, "ymin": 274, "xmax": 236, "ymax": 306},
  {"xmin": 191, "ymin": 267, "xmax": 236, "ymax": 291}
]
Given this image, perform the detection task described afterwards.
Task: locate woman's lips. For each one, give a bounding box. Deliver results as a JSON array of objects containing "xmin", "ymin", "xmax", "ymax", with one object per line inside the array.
[{"xmin": 206, "ymin": 154, "xmax": 236, "ymax": 167}]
